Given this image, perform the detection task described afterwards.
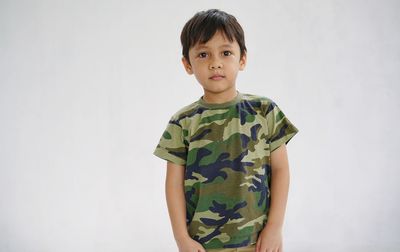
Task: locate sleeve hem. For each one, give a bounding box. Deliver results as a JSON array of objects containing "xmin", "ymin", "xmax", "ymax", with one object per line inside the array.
[
  {"xmin": 153, "ymin": 148, "xmax": 186, "ymax": 165},
  {"xmin": 270, "ymin": 130, "xmax": 298, "ymax": 152}
]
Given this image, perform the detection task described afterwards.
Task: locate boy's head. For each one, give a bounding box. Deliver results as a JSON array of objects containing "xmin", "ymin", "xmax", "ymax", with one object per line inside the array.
[
  {"xmin": 180, "ymin": 9, "xmax": 247, "ymax": 95},
  {"xmin": 180, "ymin": 9, "xmax": 247, "ymax": 65}
]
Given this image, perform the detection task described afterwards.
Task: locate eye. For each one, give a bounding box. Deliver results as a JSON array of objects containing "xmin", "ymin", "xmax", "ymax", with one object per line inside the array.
[
  {"xmin": 198, "ymin": 52, "xmax": 208, "ymax": 58},
  {"xmin": 223, "ymin": 51, "xmax": 232, "ymax": 56}
]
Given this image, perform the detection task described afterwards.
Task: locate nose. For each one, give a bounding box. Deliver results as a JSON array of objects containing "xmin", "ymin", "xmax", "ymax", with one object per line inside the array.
[
  {"xmin": 210, "ymin": 65, "xmax": 222, "ymax": 69},
  {"xmin": 209, "ymin": 58, "xmax": 223, "ymax": 69}
]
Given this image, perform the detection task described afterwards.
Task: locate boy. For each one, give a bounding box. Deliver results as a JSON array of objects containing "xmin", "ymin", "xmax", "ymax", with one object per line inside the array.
[{"xmin": 153, "ymin": 9, "xmax": 299, "ymax": 252}]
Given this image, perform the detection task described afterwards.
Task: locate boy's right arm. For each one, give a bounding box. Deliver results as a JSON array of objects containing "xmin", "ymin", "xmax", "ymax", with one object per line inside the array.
[
  {"xmin": 165, "ymin": 161, "xmax": 205, "ymax": 252},
  {"xmin": 165, "ymin": 161, "xmax": 190, "ymax": 241}
]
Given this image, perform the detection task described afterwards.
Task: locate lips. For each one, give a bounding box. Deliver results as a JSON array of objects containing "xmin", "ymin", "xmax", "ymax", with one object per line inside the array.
[{"xmin": 210, "ymin": 74, "xmax": 225, "ymax": 80}]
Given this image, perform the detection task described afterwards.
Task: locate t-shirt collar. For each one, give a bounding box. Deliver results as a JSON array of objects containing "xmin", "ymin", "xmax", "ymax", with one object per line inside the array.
[{"xmin": 198, "ymin": 90, "xmax": 243, "ymax": 109}]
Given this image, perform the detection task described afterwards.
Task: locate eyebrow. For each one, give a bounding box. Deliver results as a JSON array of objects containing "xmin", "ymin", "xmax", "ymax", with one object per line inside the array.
[{"xmin": 194, "ymin": 44, "xmax": 234, "ymax": 50}]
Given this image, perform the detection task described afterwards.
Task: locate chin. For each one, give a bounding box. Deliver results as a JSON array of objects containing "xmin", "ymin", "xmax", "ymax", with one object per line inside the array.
[{"xmin": 204, "ymin": 87, "xmax": 232, "ymax": 94}]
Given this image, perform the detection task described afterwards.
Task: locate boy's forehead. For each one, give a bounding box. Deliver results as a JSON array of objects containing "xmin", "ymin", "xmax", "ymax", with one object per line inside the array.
[
  {"xmin": 191, "ymin": 30, "xmax": 237, "ymax": 51},
  {"xmin": 193, "ymin": 43, "xmax": 234, "ymax": 50}
]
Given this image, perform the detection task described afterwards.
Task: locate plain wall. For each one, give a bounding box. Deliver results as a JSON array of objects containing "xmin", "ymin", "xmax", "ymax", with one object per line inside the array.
[{"xmin": 1, "ymin": 0, "xmax": 399, "ymax": 251}]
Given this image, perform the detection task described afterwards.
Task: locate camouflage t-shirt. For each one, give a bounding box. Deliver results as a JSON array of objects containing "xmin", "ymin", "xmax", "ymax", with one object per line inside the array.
[{"xmin": 153, "ymin": 90, "xmax": 299, "ymax": 249}]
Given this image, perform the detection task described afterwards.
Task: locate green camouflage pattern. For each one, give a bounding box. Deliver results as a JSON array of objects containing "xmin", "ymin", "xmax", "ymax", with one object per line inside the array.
[{"xmin": 153, "ymin": 91, "xmax": 298, "ymax": 249}]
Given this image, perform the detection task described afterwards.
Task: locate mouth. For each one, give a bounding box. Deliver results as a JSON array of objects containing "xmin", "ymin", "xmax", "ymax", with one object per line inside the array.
[{"xmin": 209, "ymin": 74, "xmax": 225, "ymax": 80}]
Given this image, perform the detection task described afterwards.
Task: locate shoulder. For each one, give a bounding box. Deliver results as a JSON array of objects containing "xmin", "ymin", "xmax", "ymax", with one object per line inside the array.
[
  {"xmin": 241, "ymin": 92, "xmax": 277, "ymax": 114},
  {"xmin": 168, "ymin": 99, "xmax": 202, "ymax": 123}
]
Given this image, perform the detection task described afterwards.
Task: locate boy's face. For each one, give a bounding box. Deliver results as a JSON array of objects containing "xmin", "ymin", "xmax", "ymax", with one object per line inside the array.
[{"xmin": 182, "ymin": 30, "xmax": 246, "ymax": 95}]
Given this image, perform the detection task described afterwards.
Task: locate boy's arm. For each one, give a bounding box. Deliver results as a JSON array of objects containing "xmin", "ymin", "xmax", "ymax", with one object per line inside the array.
[
  {"xmin": 256, "ymin": 144, "xmax": 290, "ymax": 252},
  {"xmin": 165, "ymin": 161, "xmax": 191, "ymax": 242},
  {"xmin": 267, "ymin": 143, "xmax": 291, "ymax": 229}
]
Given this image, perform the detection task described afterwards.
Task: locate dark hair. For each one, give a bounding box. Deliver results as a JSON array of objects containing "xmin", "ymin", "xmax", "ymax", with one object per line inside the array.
[{"xmin": 180, "ymin": 9, "xmax": 247, "ymax": 64}]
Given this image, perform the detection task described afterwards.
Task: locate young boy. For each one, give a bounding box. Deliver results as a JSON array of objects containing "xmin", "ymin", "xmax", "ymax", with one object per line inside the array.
[{"xmin": 153, "ymin": 9, "xmax": 299, "ymax": 252}]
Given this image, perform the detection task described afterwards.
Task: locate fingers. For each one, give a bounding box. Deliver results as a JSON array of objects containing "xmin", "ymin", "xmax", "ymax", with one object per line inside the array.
[
  {"xmin": 257, "ymin": 243, "xmax": 274, "ymax": 252},
  {"xmin": 256, "ymin": 240, "xmax": 261, "ymax": 252},
  {"xmin": 256, "ymin": 241, "xmax": 282, "ymax": 252}
]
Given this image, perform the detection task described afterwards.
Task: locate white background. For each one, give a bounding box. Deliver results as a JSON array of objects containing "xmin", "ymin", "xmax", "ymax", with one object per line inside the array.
[{"xmin": 1, "ymin": 0, "xmax": 399, "ymax": 251}]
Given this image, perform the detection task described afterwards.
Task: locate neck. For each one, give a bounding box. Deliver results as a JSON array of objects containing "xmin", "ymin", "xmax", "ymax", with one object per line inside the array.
[{"xmin": 202, "ymin": 87, "xmax": 238, "ymax": 104}]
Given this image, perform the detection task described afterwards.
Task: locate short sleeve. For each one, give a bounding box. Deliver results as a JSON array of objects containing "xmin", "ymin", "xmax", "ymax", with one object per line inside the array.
[
  {"xmin": 264, "ymin": 100, "xmax": 299, "ymax": 152},
  {"xmin": 153, "ymin": 116, "xmax": 188, "ymax": 165}
]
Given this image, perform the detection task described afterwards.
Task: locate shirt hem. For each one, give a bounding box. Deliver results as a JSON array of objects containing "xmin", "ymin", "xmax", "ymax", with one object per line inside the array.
[{"xmin": 202, "ymin": 231, "xmax": 260, "ymax": 249}]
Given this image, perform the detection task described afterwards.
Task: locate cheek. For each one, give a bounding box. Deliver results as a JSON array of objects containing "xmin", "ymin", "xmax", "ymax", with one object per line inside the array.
[
  {"xmin": 225, "ymin": 58, "xmax": 239, "ymax": 66},
  {"xmin": 225, "ymin": 61, "xmax": 240, "ymax": 71},
  {"xmin": 195, "ymin": 65, "xmax": 209, "ymax": 76}
]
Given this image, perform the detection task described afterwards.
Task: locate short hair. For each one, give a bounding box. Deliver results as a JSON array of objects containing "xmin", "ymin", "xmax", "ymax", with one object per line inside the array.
[{"xmin": 180, "ymin": 9, "xmax": 247, "ymax": 64}]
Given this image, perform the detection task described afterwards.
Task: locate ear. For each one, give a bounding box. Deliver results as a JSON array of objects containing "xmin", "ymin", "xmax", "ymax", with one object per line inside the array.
[
  {"xmin": 239, "ymin": 53, "xmax": 247, "ymax": 71},
  {"xmin": 181, "ymin": 56, "xmax": 193, "ymax": 75}
]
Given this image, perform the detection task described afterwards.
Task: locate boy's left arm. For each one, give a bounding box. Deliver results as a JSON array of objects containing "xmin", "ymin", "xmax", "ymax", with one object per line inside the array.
[{"xmin": 256, "ymin": 143, "xmax": 290, "ymax": 252}]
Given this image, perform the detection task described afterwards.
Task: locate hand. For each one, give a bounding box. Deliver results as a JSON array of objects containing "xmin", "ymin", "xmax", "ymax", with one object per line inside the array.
[
  {"xmin": 255, "ymin": 224, "xmax": 283, "ymax": 252},
  {"xmin": 176, "ymin": 236, "xmax": 206, "ymax": 252}
]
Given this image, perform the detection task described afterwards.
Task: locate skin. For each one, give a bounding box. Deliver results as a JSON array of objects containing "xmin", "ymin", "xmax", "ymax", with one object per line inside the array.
[
  {"xmin": 255, "ymin": 143, "xmax": 290, "ymax": 252},
  {"xmin": 165, "ymin": 30, "xmax": 291, "ymax": 252},
  {"xmin": 181, "ymin": 30, "xmax": 246, "ymax": 104}
]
